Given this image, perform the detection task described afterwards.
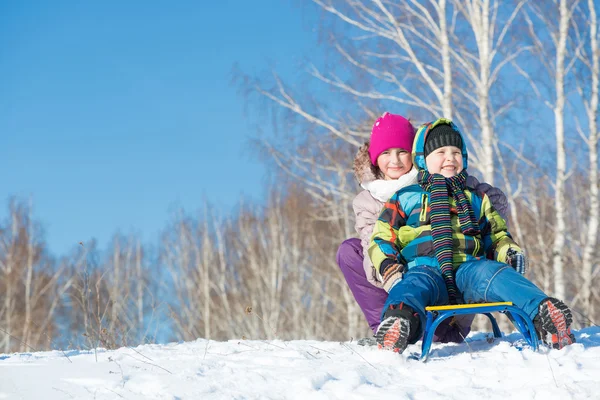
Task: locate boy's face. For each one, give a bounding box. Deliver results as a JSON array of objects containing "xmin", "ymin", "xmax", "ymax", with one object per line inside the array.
[{"xmin": 425, "ymin": 145, "xmax": 463, "ymax": 178}]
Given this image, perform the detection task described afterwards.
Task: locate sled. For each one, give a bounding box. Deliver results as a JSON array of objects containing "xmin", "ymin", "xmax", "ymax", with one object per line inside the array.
[{"xmin": 420, "ymin": 302, "xmax": 538, "ymax": 361}]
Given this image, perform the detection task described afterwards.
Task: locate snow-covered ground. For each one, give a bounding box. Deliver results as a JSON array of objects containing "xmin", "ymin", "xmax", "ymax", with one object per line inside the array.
[{"xmin": 1, "ymin": 327, "xmax": 599, "ymax": 399}]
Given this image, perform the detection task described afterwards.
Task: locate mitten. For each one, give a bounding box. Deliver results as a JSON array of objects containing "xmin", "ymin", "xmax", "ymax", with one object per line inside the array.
[
  {"xmin": 381, "ymin": 263, "xmax": 405, "ymax": 293},
  {"xmin": 506, "ymin": 248, "xmax": 528, "ymax": 275}
]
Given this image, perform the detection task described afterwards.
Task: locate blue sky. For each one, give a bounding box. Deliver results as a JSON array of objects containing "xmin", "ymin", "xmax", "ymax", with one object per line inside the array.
[{"xmin": 1, "ymin": 1, "xmax": 318, "ymax": 255}]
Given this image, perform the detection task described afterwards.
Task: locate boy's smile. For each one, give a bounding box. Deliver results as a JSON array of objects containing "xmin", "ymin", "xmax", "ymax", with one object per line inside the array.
[{"xmin": 425, "ymin": 145, "xmax": 464, "ymax": 178}]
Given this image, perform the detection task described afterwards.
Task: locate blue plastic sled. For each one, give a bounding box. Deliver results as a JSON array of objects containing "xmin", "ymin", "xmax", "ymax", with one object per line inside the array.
[{"xmin": 420, "ymin": 302, "xmax": 539, "ymax": 361}]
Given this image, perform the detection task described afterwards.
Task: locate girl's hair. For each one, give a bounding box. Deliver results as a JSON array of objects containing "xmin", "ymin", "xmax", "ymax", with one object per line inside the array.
[
  {"xmin": 354, "ymin": 141, "xmax": 384, "ymax": 182},
  {"xmin": 368, "ymin": 142, "xmax": 385, "ymax": 179}
]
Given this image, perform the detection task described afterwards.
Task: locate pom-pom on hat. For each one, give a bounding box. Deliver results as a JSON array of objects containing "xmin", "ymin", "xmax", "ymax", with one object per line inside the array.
[{"xmin": 368, "ymin": 112, "xmax": 415, "ymax": 165}]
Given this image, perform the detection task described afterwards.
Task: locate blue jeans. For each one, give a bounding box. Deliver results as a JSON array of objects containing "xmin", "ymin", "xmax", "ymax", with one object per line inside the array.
[{"xmin": 383, "ymin": 260, "xmax": 548, "ymax": 329}]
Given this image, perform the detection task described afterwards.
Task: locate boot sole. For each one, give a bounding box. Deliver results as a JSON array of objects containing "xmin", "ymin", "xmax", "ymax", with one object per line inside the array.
[
  {"xmin": 375, "ymin": 317, "xmax": 410, "ymax": 353},
  {"xmin": 539, "ymin": 298, "xmax": 576, "ymax": 350}
]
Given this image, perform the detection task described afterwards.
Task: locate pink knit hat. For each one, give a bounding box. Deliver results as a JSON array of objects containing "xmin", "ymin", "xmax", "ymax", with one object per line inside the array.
[{"xmin": 368, "ymin": 112, "xmax": 415, "ymax": 165}]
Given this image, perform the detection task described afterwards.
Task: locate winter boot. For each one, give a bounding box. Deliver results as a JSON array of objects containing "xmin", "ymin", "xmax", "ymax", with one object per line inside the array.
[
  {"xmin": 375, "ymin": 303, "xmax": 420, "ymax": 353},
  {"xmin": 534, "ymin": 297, "xmax": 576, "ymax": 350}
]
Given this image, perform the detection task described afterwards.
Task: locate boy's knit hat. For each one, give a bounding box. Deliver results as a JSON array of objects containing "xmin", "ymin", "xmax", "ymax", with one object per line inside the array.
[
  {"xmin": 412, "ymin": 118, "xmax": 468, "ymax": 171},
  {"xmin": 369, "ymin": 112, "xmax": 415, "ymax": 165},
  {"xmin": 423, "ymin": 123, "xmax": 463, "ymax": 159}
]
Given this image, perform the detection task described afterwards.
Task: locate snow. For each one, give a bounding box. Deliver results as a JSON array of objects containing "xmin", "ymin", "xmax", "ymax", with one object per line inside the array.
[{"xmin": 1, "ymin": 328, "xmax": 600, "ymax": 399}]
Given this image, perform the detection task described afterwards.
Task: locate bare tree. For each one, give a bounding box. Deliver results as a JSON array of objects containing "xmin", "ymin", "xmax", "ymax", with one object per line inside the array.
[
  {"xmin": 547, "ymin": 0, "xmax": 580, "ymax": 300},
  {"xmin": 524, "ymin": 0, "xmax": 581, "ymax": 299},
  {"xmin": 552, "ymin": 0, "xmax": 572, "ymax": 300},
  {"xmin": 0, "ymin": 199, "xmax": 68, "ymax": 352},
  {"xmin": 572, "ymin": 0, "xmax": 599, "ymax": 317},
  {"xmin": 61, "ymin": 235, "xmax": 157, "ymax": 350},
  {"xmin": 580, "ymin": 0, "xmax": 599, "ymax": 317},
  {"xmin": 451, "ymin": 0, "xmax": 528, "ymax": 183},
  {"xmin": 162, "ymin": 211, "xmax": 212, "ymax": 341},
  {"xmin": 162, "ymin": 205, "xmax": 240, "ymax": 341}
]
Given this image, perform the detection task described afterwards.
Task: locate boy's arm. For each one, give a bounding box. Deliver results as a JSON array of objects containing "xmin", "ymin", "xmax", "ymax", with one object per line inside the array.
[
  {"xmin": 368, "ymin": 195, "xmax": 406, "ymax": 292},
  {"xmin": 480, "ymin": 194, "xmax": 524, "ymax": 270}
]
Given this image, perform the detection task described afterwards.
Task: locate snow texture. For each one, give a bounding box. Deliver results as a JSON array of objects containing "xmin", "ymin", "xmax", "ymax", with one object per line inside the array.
[{"xmin": 1, "ymin": 327, "xmax": 599, "ymax": 399}]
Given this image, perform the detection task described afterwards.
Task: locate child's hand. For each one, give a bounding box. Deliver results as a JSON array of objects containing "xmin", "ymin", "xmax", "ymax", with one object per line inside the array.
[
  {"xmin": 506, "ymin": 248, "xmax": 528, "ymax": 275},
  {"xmin": 381, "ymin": 263, "xmax": 405, "ymax": 292}
]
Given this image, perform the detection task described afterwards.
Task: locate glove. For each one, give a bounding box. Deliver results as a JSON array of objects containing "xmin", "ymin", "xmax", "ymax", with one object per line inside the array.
[
  {"xmin": 381, "ymin": 263, "xmax": 405, "ymax": 293},
  {"xmin": 506, "ymin": 248, "xmax": 528, "ymax": 275}
]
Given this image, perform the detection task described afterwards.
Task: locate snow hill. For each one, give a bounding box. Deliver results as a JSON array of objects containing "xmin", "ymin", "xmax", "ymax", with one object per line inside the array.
[{"xmin": 1, "ymin": 327, "xmax": 599, "ymax": 399}]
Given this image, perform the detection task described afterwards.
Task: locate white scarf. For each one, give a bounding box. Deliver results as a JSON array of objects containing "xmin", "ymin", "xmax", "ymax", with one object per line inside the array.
[{"xmin": 360, "ymin": 168, "xmax": 419, "ymax": 202}]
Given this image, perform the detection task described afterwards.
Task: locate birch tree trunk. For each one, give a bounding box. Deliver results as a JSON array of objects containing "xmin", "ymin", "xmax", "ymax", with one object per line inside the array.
[
  {"xmin": 21, "ymin": 201, "xmax": 35, "ymax": 351},
  {"xmin": 135, "ymin": 239, "xmax": 144, "ymax": 341},
  {"xmin": 109, "ymin": 239, "xmax": 121, "ymax": 334},
  {"xmin": 457, "ymin": 0, "xmax": 494, "ymax": 183},
  {"xmin": 580, "ymin": 0, "xmax": 599, "ymax": 316},
  {"xmin": 439, "ymin": 0, "xmax": 453, "ymax": 119},
  {"xmin": 552, "ymin": 0, "xmax": 569, "ymax": 300},
  {"xmin": 477, "ymin": 1, "xmax": 494, "ymax": 185},
  {"xmin": 452, "ymin": 0, "xmax": 527, "ymax": 183}
]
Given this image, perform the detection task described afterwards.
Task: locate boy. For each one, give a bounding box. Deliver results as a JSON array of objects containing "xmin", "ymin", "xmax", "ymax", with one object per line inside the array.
[{"xmin": 368, "ymin": 118, "xmax": 575, "ymax": 353}]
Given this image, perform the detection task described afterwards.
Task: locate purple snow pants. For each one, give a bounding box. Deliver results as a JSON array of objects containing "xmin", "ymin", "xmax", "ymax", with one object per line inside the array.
[{"xmin": 336, "ymin": 238, "xmax": 472, "ymax": 343}]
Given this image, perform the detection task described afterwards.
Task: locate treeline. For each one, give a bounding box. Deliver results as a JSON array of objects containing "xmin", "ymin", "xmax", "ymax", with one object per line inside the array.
[
  {"xmin": 0, "ymin": 185, "xmax": 365, "ymax": 353},
  {"xmin": 1, "ymin": 166, "xmax": 598, "ymax": 354}
]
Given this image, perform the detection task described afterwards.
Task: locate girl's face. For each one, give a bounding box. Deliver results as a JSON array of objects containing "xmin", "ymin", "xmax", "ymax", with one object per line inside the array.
[
  {"xmin": 376, "ymin": 148, "xmax": 413, "ymax": 180},
  {"xmin": 425, "ymin": 145, "xmax": 464, "ymax": 178}
]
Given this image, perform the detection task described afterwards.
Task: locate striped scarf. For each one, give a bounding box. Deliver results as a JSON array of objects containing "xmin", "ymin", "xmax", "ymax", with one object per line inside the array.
[{"xmin": 418, "ymin": 169, "xmax": 480, "ymax": 303}]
